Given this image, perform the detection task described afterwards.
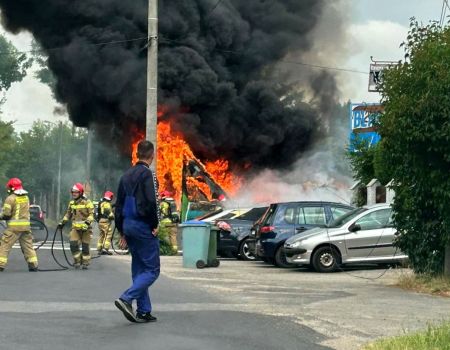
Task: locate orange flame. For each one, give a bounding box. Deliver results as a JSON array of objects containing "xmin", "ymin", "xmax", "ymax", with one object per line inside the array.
[
  {"xmin": 131, "ymin": 107, "xmax": 242, "ymax": 205},
  {"xmin": 131, "ymin": 132, "xmax": 145, "ymax": 166}
]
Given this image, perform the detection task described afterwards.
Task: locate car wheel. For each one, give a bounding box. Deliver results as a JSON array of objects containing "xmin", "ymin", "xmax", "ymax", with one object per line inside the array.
[
  {"xmin": 312, "ymin": 246, "xmax": 340, "ymax": 273},
  {"xmin": 274, "ymin": 246, "xmax": 295, "ymax": 268},
  {"xmin": 238, "ymin": 238, "xmax": 257, "ymax": 261}
]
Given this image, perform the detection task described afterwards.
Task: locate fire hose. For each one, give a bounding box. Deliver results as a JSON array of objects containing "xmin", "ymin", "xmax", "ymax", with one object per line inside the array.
[{"xmin": 0, "ymin": 219, "xmax": 129, "ymax": 271}]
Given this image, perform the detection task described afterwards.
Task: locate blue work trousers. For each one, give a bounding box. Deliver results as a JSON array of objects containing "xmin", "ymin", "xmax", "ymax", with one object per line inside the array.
[{"xmin": 120, "ymin": 227, "xmax": 160, "ymax": 314}]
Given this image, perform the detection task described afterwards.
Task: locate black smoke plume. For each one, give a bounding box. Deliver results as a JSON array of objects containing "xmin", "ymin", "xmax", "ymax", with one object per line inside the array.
[{"xmin": 0, "ymin": 0, "xmax": 335, "ymax": 170}]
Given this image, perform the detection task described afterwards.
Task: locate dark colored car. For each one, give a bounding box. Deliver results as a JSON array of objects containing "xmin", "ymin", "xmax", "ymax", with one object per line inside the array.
[
  {"xmin": 216, "ymin": 206, "xmax": 268, "ymax": 261},
  {"xmin": 30, "ymin": 204, "xmax": 45, "ymax": 230},
  {"xmin": 253, "ymin": 201, "xmax": 354, "ymax": 268}
]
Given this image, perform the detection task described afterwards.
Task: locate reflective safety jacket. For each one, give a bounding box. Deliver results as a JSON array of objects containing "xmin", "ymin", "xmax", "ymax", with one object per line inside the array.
[
  {"xmin": 62, "ymin": 197, "xmax": 94, "ymax": 231},
  {"xmin": 99, "ymin": 200, "xmax": 114, "ymax": 221},
  {"xmin": 160, "ymin": 200, "xmax": 172, "ymax": 224},
  {"xmin": 0, "ymin": 191, "xmax": 31, "ymax": 232}
]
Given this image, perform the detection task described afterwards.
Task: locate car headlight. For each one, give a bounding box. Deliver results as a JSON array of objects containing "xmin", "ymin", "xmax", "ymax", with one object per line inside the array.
[{"xmin": 289, "ymin": 241, "xmax": 302, "ymax": 248}]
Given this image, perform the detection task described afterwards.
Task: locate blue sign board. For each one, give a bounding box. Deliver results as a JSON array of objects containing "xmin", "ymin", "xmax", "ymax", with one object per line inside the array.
[{"xmin": 349, "ymin": 103, "xmax": 382, "ymax": 149}]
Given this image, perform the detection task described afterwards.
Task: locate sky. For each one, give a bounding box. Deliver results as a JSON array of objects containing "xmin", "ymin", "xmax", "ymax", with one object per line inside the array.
[{"xmin": 0, "ymin": 0, "xmax": 446, "ymax": 132}]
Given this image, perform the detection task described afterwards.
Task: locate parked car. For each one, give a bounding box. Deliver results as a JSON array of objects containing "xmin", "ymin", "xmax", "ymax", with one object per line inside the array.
[
  {"xmin": 283, "ymin": 204, "xmax": 408, "ymax": 272},
  {"xmin": 30, "ymin": 204, "xmax": 45, "ymax": 230},
  {"xmin": 216, "ymin": 206, "xmax": 269, "ymax": 260},
  {"xmin": 253, "ymin": 201, "xmax": 354, "ymax": 268},
  {"xmin": 196, "ymin": 208, "xmax": 252, "ymax": 223}
]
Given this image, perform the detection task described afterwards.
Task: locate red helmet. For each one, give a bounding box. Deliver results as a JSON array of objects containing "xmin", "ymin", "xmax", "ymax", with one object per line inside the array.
[
  {"xmin": 103, "ymin": 191, "xmax": 114, "ymax": 201},
  {"xmin": 218, "ymin": 194, "xmax": 226, "ymax": 201},
  {"xmin": 6, "ymin": 178, "xmax": 23, "ymax": 191},
  {"xmin": 160, "ymin": 190, "xmax": 171, "ymax": 199},
  {"xmin": 71, "ymin": 183, "xmax": 84, "ymax": 195}
]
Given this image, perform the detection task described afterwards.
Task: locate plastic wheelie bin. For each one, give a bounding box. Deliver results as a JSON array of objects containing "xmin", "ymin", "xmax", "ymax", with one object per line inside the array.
[{"xmin": 180, "ymin": 221, "xmax": 220, "ymax": 269}]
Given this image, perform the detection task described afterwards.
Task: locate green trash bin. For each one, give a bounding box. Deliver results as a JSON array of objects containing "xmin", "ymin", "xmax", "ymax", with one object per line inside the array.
[
  {"xmin": 180, "ymin": 221, "xmax": 220, "ymax": 269},
  {"xmin": 208, "ymin": 226, "xmax": 220, "ymax": 268}
]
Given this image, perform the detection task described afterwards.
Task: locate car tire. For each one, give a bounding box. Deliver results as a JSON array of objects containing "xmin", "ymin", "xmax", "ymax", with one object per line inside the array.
[
  {"xmin": 274, "ymin": 246, "xmax": 295, "ymax": 268},
  {"xmin": 312, "ymin": 246, "xmax": 340, "ymax": 273},
  {"xmin": 238, "ymin": 238, "xmax": 257, "ymax": 261}
]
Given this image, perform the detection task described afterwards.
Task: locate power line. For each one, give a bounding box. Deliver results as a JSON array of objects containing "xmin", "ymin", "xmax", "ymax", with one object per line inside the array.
[
  {"xmin": 0, "ymin": 36, "xmax": 148, "ymax": 56},
  {"xmin": 0, "ymin": 34, "xmax": 368, "ymax": 76},
  {"xmin": 207, "ymin": 0, "xmax": 224, "ymax": 16},
  {"xmin": 159, "ymin": 38, "xmax": 368, "ymax": 75}
]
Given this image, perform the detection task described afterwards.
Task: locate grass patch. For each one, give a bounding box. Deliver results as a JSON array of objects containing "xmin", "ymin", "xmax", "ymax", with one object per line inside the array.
[
  {"xmin": 396, "ymin": 273, "xmax": 450, "ymax": 297},
  {"xmin": 363, "ymin": 322, "xmax": 450, "ymax": 350}
]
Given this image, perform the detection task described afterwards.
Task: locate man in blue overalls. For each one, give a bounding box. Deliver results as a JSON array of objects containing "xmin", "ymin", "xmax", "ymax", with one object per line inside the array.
[{"xmin": 114, "ymin": 140, "xmax": 160, "ymax": 323}]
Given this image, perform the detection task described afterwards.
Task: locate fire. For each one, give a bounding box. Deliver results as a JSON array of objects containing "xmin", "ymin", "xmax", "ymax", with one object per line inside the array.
[
  {"xmin": 205, "ymin": 159, "xmax": 241, "ymax": 196},
  {"xmin": 130, "ymin": 108, "xmax": 242, "ymax": 205},
  {"xmin": 131, "ymin": 131, "xmax": 145, "ymax": 166}
]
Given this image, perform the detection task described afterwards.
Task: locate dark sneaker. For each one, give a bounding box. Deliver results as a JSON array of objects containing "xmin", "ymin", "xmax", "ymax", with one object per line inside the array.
[
  {"xmin": 136, "ymin": 312, "xmax": 157, "ymax": 323},
  {"xmin": 82, "ymin": 265, "xmax": 89, "ymax": 270},
  {"xmin": 115, "ymin": 298, "xmax": 137, "ymax": 323},
  {"xmin": 0, "ymin": 267, "xmax": 4, "ymax": 272},
  {"xmin": 28, "ymin": 267, "xmax": 38, "ymax": 272},
  {"xmin": 73, "ymin": 263, "xmax": 81, "ymax": 269},
  {"xmin": 105, "ymin": 250, "xmax": 113, "ymax": 256}
]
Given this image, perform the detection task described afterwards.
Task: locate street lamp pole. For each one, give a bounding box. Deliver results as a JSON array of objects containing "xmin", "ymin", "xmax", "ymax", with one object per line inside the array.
[{"xmin": 146, "ymin": 0, "xmax": 158, "ymax": 172}]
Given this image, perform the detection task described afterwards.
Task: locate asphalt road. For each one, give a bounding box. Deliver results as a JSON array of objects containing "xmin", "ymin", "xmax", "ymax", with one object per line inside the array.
[{"xmin": 0, "ymin": 246, "xmax": 330, "ymax": 350}]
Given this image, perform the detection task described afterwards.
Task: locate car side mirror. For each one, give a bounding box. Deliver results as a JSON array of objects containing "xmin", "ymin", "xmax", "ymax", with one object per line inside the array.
[{"xmin": 349, "ymin": 223, "xmax": 361, "ymax": 232}]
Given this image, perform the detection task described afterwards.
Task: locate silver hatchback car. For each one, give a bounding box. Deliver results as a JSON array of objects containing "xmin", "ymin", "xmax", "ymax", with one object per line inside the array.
[{"xmin": 283, "ymin": 204, "xmax": 408, "ymax": 272}]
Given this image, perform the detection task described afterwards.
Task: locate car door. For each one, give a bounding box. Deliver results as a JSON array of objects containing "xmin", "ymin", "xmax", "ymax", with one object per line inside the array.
[
  {"xmin": 344, "ymin": 208, "xmax": 394, "ymax": 260},
  {"xmin": 272, "ymin": 203, "xmax": 299, "ymax": 239}
]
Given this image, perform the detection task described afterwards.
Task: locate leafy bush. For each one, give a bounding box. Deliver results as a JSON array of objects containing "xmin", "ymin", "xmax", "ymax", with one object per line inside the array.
[{"xmin": 378, "ymin": 20, "xmax": 450, "ymax": 274}]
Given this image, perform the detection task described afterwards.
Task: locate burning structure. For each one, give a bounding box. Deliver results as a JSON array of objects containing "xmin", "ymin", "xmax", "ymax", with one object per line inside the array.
[{"xmin": 0, "ymin": 1, "xmax": 347, "ymax": 205}]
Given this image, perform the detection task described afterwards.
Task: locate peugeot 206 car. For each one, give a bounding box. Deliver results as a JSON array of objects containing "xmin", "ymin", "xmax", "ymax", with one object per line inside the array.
[
  {"xmin": 254, "ymin": 201, "xmax": 354, "ymax": 268},
  {"xmin": 283, "ymin": 204, "xmax": 408, "ymax": 272}
]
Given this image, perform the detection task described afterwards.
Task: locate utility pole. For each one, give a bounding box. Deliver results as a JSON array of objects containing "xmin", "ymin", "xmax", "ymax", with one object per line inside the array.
[
  {"xmin": 146, "ymin": 0, "xmax": 158, "ymax": 171},
  {"xmin": 56, "ymin": 121, "xmax": 63, "ymax": 219}
]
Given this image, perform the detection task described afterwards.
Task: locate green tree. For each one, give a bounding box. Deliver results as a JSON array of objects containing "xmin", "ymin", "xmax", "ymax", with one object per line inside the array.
[
  {"xmin": 378, "ymin": 19, "xmax": 450, "ymax": 274},
  {"xmin": 7, "ymin": 121, "xmax": 88, "ymax": 219},
  {"xmin": 0, "ymin": 34, "xmax": 32, "ymax": 91},
  {"xmin": 30, "ymin": 40, "xmax": 56, "ymax": 95},
  {"xmin": 0, "ymin": 119, "xmax": 15, "ymax": 185}
]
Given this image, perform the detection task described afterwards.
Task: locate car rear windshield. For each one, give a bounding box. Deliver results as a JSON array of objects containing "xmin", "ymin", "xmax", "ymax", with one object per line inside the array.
[
  {"xmin": 235, "ymin": 207, "xmax": 268, "ymax": 222},
  {"xmin": 261, "ymin": 205, "xmax": 277, "ymax": 225},
  {"xmin": 327, "ymin": 208, "xmax": 367, "ymax": 228}
]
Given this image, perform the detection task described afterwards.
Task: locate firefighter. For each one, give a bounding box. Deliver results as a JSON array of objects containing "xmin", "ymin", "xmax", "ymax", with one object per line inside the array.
[
  {"xmin": 159, "ymin": 190, "xmax": 177, "ymax": 251},
  {"xmin": 97, "ymin": 191, "xmax": 115, "ymax": 255},
  {"xmin": 0, "ymin": 178, "xmax": 38, "ymax": 272},
  {"xmin": 58, "ymin": 183, "xmax": 94, "ymax": 269},
  {"xmin": 159, "ymin": 191, "xmax": 172, "ymax": 224}
]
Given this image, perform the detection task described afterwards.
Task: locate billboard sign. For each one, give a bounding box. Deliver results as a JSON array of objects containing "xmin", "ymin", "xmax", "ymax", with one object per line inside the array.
[
  {"xmin": 368, "ymin": 62, "xmax": 397, "ymax": 92},
  {"xmin": 349, "ymin": 103, "xmax": 382, "ymax": 149}
]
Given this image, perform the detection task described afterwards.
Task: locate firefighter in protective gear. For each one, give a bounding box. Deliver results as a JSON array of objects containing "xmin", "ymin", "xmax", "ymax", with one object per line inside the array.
[
  {"xmin": 97, "ymin": 191, "xmax": 115, "ymax": 255},
  {"xmin": 58, "ymin": 183, "xmax": 94, "ymax": 269},
  {"xmin": 159, "ymin": 190, "xmax": 177, "ymax": 251},
  {"xmin": 159, "ymin": 191, "xmax": 172, "ymax": 223},
  {"xmin": 0, "ymin": 178, "xmax": 38, "ymax": 272}
]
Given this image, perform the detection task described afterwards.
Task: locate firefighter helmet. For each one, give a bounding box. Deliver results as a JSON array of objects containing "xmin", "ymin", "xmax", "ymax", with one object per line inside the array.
[
  {"xmin": 71, "ymin": 183, "xmax": 84, "ymax": 195},
  {"xmin": 6, "ymin": 178, "xmax": 23, "ymax": 191},
  {"xmin": 160, "ymin": 190, "xmax": 171, "ymax": 199},
  {"xmin": 103, "ymin": 191, "xmax": 114, "ymax": 201},
  {"xmin": 218, "ymin": 194, "xmax": 226, "ymax": 202}
]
